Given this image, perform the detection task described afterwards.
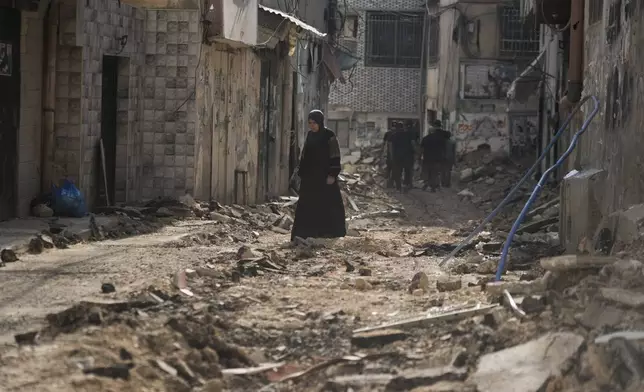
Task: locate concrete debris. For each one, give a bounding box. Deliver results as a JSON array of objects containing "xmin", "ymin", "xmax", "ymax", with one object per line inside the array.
[
  {"xmin": 32, "ymin": 203, "xmax": 54, "ymax": 218},
  {"xmin": 599, "ymin": 287, "xmax": 644, "ymax": 308},
  {"xmin": 1, "ymin": 249, "xmax": 18, "ymax": 263},
  {"xmin": 436, "ymin": 277, "xmax": 462, "ymax": 292},
  {"xmin": 595, "ymin": 331, "xmax": 644, "ymax": 344},
  {"xmin": 469, "ymin": 333, "xmax": 584, "ymax": 392},
  {"xmin": 386, "ymin": 367, "xmax": 468, "ymax": 391},
  {"xmin": 540, "ymin": 255, "xmax": 618, "ymax": 272},
  {"xmin": 409, "ymin": 272, "xmax": 430, "ymax": 293},
  {"xmin": 460, "ymin": 169, "xmax": 473, "ymax": 182},
  {"xmin": 351, "ymin": 329, "xmax": 410, "ymax": 348},
  {"xmin": 173, "ymin": 270, "xmax": 188, "ymax": 290},
  {"xmin": 237, "ymin": 245, "xmax": 262, "ymax": 260},
  {"xmin": 457, "ymin": 189, "xmax": 474, "ymax": 198}
]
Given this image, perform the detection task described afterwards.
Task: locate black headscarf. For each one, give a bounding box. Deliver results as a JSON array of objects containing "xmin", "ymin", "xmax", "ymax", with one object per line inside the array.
[{"xmin": 308, "ymin": 110, "xmax": 325, "ymax": 129}]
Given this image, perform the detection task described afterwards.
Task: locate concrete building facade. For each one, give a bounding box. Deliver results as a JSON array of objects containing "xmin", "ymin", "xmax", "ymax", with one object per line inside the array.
[
  {"xmin": 0, "ymin": 0, "xmax": 338, "ymax": 221},
  {"xmin": 328, "ymin": 0, "xmax": 425, "ymax": 149}
]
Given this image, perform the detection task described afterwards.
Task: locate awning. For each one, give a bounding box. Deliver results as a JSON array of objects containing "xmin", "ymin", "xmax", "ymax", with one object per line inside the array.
[
  {"xmin": 506, "ymin": 49, "xmax": 547, "ymax": 103},
  {"xmin": 259, "ymin": 4, "xmax": 327, "ymax": 39}
]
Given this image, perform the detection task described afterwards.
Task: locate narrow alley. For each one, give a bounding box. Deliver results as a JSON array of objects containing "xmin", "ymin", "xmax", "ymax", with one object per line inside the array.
[{"xmin": 2, "ymin": 0, "xmax": 644, "ymax": 391}]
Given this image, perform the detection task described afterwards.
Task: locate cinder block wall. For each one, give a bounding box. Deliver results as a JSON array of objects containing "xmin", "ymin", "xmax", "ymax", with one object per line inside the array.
[
  {"xmin": 17, "ymin": 12, "xmax": 44, "ymax": 217},
  {"xmin": 329, "ymin": 0, "xmax": 422, "ymax": 114}
]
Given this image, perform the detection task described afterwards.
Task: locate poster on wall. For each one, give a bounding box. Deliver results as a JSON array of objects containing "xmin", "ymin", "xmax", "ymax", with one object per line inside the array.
[
  {"xmin": 0, "ymin": 42, "xmax": 12, "ymax": 77},
  {"xmin": 461, "ymin": 64, "xmax": 517, "ymax": 99}
]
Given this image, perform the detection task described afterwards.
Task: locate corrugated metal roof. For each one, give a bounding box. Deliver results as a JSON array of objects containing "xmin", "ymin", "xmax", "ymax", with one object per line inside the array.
[{"xmin": 259, "ymin": 4, "xmax": 327, "ymax": 38}]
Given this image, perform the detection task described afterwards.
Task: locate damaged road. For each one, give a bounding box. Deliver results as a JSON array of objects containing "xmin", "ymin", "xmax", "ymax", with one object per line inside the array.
[{"xmin": 0, "ymin": 151, "xmax": 642, "ymax": 392}]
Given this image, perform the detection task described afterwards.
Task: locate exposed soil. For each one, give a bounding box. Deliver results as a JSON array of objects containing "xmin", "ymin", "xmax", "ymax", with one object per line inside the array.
[{"xmin": 0, "ymin": 154, "xmax": 639, "ymax": 392}]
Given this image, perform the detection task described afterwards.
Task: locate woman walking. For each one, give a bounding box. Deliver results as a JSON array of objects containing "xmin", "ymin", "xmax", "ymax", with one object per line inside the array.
[{"xmin": 291, "ymin": 110, "xmax": 346, "ymax": 241}]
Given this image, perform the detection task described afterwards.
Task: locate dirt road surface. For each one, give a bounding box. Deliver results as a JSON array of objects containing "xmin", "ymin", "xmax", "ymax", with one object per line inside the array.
[{"xmin": 0, "ymin": 156, "xmax": 641, "ymax": 392}]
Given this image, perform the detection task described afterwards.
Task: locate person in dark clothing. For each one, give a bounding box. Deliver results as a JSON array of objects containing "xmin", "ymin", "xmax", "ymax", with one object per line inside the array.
[
  {"xmin": 420, "ymin": 120, "xmax": 451, "ymax": 192},
  {"xmin": 390, "ymin": 123, "xmax": 415, "ymax": 191},
  {"xmin": 441, "ymin": 131, "xmax": 457, "ymax": 188},
  {"xmin": 383, "ymin": 129, "xmax": 394, "ymax": 187},
  {"xmin": 290, "ymin": 110, "xmax": 347, "ymax": 241}
]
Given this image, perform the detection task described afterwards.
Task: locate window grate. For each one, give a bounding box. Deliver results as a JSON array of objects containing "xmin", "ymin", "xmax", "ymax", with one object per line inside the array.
[
  {"xmin": 365, "ymin": 12, "xmax": 425, "ymax": 68},
  {"xmin": 500, "ymin": 3, "xmax": 540, "ymax": 57}
]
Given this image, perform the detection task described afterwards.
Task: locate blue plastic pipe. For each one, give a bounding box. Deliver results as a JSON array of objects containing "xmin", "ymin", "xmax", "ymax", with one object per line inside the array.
[
  {"xmin": 439, "ymin": 95, "xmax": 597, "ymax": 268},
  {"xmin": 495, "ymin": 95, "xmax": 601, "ymax": 281}
]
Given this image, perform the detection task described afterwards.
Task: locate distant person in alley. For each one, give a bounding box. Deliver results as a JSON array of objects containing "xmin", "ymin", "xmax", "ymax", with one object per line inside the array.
[
  {"xmin": 383, "ymin": 127, "xmax": 395, "ymax": 187},
  {"xmin": 420, "ymin": 119, "xmax": 451, "ymax": 192},
  {"xmin": 389, "ymin": 122, "xmax": 416, "ymax": 192},
  {"xmin": 291, "ymin": 110, "xmax": 347, "ymax": 241},
  {"xmin": 441, "ymin": 130, "xmax": 456, "ymax": 188}
]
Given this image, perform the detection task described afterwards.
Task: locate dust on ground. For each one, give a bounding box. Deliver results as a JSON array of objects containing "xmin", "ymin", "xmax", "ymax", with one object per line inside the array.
[{"xmin": 0, "ymin": 148, "xmax": 639, "ymax": 392}]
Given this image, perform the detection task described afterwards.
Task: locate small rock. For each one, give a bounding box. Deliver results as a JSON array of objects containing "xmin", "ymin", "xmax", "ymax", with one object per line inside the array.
[
  {"xmin": 1, "ymin": 249, "xmax": 18, "ymax": 263},
  {"xmin": 202, "ymin": 379, "xmax": 225, "ymax": 392},
  {"xmin": 28, "ymin": 237, "xmax": 45, "ymax": 254},
  {"xmin": 359, "ymin": 267, "xmax": 372, "ymax": 276},
  {"xmin": 101, "ymin": 283, "xmax": 116, "ymax": 294},
  {"xmin": 184, "ymin": 268, "xmax": 198, "ymax": 278},
  {"xmin": 32, "ymin": 203, "xmax": 54, "ymax": 218},
  {"xmin": 156, "ymin": 207, "xmax": 174, "ymax": 217},
  {"xmin": 436, "ymin": 277, "xmax": 462, "ymax": 292},
  {"xmin": 155, "ymin": 359, "xmax": 178, "ymax": 376},
  {"xmin": 476, "ymin": 259, "xmax": 498, "ymax": 275},
  {"xmin": 520, "ymin": 296, "xmax": 546, "ymax": 314},
  {"xmin": 119, "ymin": 348, "xmax": 133, "ymax": 361},
  {"xmin": 351, "ymin": 329, "xmax": 410, "ymax": 348},
  {"xmin": 484, "ymin": 178, "xmax": 495, "ymax": 185},
  {"xmin": 237, "ymin": 245, "xmax": 261, "ymax": 260},
  {"xmin": 209, "ymin": 212, "xmax": 231, "ymax": 223},
  {"xmin": 409, "ymin": 272, "xmax": 430, "ymax": 293},
  {"xmin": 173, "ymin": 270, "xmax": 188, "ymax": 290},
  {"xmin": 413, "ymin": 289, "xmax": 424, "ymax": 296},
  {"xmin": 457, "ymin": 189, "xmax": 474, "ymax": 198},
  {"xmin": 14, "ymin": 331, "xmax": 39, "ymax": 345},
  {"xmin": 83, "ymin": 363, "xmax": 133, "ymax": 380},
  {"xmin": 344, "ymin": 259, "xmax": 356, "ymax": 272},
  {"xmin": 355, "ymin": 278, "xmax": 372, "ymax": 291},
  {"xmin": 460, "ymin": 168, "xmax": 473, "ymax": 182}
]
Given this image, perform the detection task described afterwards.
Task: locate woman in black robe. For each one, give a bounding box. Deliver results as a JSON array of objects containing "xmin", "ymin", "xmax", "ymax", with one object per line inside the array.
[{"xmin": 291, "ymin": 110, "xmax": 347, "ymax": 241}]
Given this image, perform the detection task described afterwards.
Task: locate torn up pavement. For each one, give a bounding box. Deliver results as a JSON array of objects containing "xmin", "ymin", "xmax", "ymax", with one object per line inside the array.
[{"xmin": 0, "ymin": 148, "xmax": 642, "ymax": 392}]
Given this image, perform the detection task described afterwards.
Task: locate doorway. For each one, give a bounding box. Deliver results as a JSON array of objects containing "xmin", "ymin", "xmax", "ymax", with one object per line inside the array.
[
  {"xmin": 97, "ymin": 55, "xmax": 119, "ymax": 206},
  {"xmin": 0, "ymin": 7, "xmax": 20, "ymax": 221},
  {"xmin": 258, "ymin": 60, "xmax": 272, "ymax": 199}
]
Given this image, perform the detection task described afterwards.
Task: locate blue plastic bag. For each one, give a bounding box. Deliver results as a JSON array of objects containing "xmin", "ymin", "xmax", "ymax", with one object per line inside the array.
[{"xmin": 52, "ymin": 179, "xmax": 87, "ymax": 218}]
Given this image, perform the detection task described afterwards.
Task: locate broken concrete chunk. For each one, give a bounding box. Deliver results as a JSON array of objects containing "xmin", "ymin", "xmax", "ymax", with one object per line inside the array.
[
  {"xmin": 516, "ymin": 217, "xmax": 558, "ymax": 234},
  {"xmin": 460, "ymin": 168, "xmax": 473, "ymax": 182},
  {"xmin": 600, "ymin": 287, "xmax": 644, "ymax": 308},
  {"xmin": 0, "ymin": 249, "xmax": 18, "ymax": 263},
  {"xmin": 386, "ymin": 367, "xmax": 468, "ymax": 391},
  {"xmin": 32, "ymin": 203, "xmax": 54, "ymax": 218},
  {"xmin": 355, "ymin": 278, "xmax": 372, "ymax": 291},
  {"xmin": 173, "ymin": 270, "xmax": 188, "ymax": 290},
  {"xmin": 436, "ymin": 277, "xmax": 462, "ymax": 292},
  {"xmin": 469, "ymin": 332, "xmax": 584, "ymax": 392},
  {"xmin": 409, "ymin": 272, "xmax": 430, "ymax": 293},
  {"xmin": 209, "ymin": 212, "xmax": 232, "ymax": 223},
  {"xmin": 485, "ymin": 279, "xmax": 547, "ymax": 296},
  {"xmin": 540, "ymin": 255, "xmax": 618, "ymax": 272},
  {"xmin": 237, "ymin": 245, "xmax": 261, "ymax": 260},
  {"xmin": 457, "ymin": 189, "xmax": 474, "ymax": 198},
  {"xmin": 351, "ymin": 328, "xmax": 410, "ymax": 348},
  {"xmin": 101, "ymin": 283, "xmax": 116, "ymax": 294}
]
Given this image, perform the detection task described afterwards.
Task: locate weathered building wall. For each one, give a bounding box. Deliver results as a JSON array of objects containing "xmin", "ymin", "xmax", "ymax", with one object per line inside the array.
[
  {"xmin": 195, "ymin": 46, "xmax": 262, "ymax": 205},
  {"xmin": 140, "ymin": 9, "xmax": 200, "ymax": 200},
  {"xmin": 328, "ymin": 0, "xmax": 423, "ymax": 149},
  {"xmin": 571, "ymin": 0, "xmax": 644, "ymax": 225},
  {"xmin": 17, "ymin": 11, "xmax": 44, "ymax": 217},
  {"xmin": 433, "ymin": 0, "xmax": 539, "ymax": 157}
]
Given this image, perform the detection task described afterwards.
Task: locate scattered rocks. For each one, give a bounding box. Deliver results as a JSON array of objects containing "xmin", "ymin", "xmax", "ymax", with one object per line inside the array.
[{"xmin": 436, "ymin": 277, "xmax": 462, "ymax": 292}]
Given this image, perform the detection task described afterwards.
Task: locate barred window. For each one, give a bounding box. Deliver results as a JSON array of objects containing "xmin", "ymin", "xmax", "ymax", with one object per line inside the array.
[
  {"xmin": 365, "ymin": 12, "xmax": 425, "ymax": 68},
  {"xmin": 499, "ymin": 3, "xmax": 540, "ymax": 57}
]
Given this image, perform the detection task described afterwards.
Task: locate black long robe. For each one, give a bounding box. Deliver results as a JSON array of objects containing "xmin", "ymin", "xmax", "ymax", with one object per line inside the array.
[{"xmin": 291, "ymin": 128, "xmax": 346, "ymax": 241}]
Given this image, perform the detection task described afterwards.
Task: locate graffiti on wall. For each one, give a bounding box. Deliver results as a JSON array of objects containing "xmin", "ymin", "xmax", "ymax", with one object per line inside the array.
[
  {"xmin": 455, "ymin": 113, "xmax": 508, "ymax": 154},
  {"xmin": 509, "ymin": 115, "xmax": 538, "ymax": 156},
  {"xmin": 462, "ymin": 64, "xmax": 517, "ymax": 99}
]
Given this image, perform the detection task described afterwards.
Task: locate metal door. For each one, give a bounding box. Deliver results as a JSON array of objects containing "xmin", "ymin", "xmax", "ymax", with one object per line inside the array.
[{"xmin": 0, "ymin": 7, "xmax": 20, "ymax": 221}]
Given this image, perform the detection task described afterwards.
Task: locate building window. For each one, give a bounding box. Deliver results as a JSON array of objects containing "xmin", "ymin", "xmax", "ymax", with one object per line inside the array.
[
  {"xmin": 427, "ymin": 16, "xmax": 439, "ymax": 65},
  {"xmin": 365, "ymin": 12, "xmax": 424, "ymax": 67},
  {"xmin": 588, "ymin": 0, "xmax": 603, "ymax": 25},
  {"xmin": 499, "ymin": 3, "xmax": 540, "ymax": 57}
]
